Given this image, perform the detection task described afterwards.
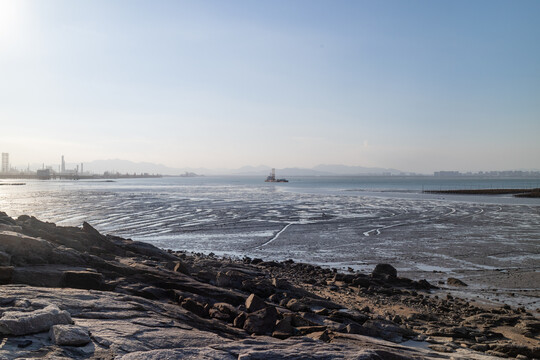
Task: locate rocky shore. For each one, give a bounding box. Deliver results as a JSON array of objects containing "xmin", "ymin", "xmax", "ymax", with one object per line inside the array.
[{"xmin": 0, "ymin": 212, "xmax": 538, "ymax": 359}]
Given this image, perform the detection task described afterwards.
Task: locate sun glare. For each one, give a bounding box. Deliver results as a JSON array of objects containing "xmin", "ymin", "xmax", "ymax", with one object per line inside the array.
[{"xmin": 0, "ymin": 0, "xmax": 23, "ymax": 45}]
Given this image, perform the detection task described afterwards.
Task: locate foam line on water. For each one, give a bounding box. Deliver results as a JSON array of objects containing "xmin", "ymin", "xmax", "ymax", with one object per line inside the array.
[{"xmin": 259, "ymin": 222, "xmax": 295, "ymax": 247}]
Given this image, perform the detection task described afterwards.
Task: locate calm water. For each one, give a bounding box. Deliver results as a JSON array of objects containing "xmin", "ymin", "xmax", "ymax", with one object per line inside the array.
[{"xmin": 1, "ymin": 176, "xmax": 539, "ymax": 308}]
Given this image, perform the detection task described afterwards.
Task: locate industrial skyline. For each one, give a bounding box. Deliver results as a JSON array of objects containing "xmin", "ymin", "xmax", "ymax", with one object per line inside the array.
[{"xmin": 1, "ymin": 150, "xmax": 540, "ymax": 179}]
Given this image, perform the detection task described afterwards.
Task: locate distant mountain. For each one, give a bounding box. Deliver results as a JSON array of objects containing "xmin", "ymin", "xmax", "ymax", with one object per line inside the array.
[
  {"xmin": 76, "ymin": 159, "xmax": 403, "ymax": 176},
  {"xmin": 313, "ymin": 164, "xmax": 402, "ymax": 175},
  {"xmin": 230, "ymin": 165, "xmax": 272, "ymax": 175}
]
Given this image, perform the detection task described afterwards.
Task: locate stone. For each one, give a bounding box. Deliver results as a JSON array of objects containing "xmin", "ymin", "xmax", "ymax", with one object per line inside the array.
[
  {"xmin": 211, "ymin": 302, "xmax": 238, "ymax": 321},
  {"xmin": 0, "ymin": 265, "xmax": 13, "ymax": 284},
  {"xmin": 296, "ymin": 325, "xmax": 327, "ymax": 335},
  {"xmin": 181, "ymin": 298, "xmax": 208, "ymax": 318},
  {"xmin": 0, "ymin": 304, "xmax": 72, "ymax": 335},
  {"xmin": 243, "ymin": 306, "xmax": 279, "ymax": 335},
  {"xmin": 61, "ymin": 270, "xmax": 104, "ymax": 290},
  {"xmin": 209, "ymin": 308, "xmax": 231, "ymax": 321},
  {"xmin": 0, "ymin": 250, "xmax": 11, "ymax": 265},
  {"xmin": 49, "ymin": 324, "xmax": 91, "ymax": 346},
  {"xmin": 271, "ymin": 277, "xmax": 289, "ymax": 289},
  {"xmin": 447, "ymin": 277, "xmax": 468, "ymax": 287},
  {"xmin": 241, "ymin": 278, "xmax": 275, "ymax": 298},
  {"xmin": 117, "ymin": 348, "xmax": 236, "ymax": 360},
  {"xmin": 233, "ymin": 312, "xmax": 247, "ymax": 328},
  {"xmin": 216, "ymin": 270, "xmax": 247, "ymax": 288},
  {"xmin": 245, "ymin": 293, "xmax": 266, "ymax": 313},
  {"xmin": 362, "ymin": 319, "xmax": 416, "ymax": 342},
  {"xmin": 11, "ymin": 266, "xmax": 64, "ymax": 287},
  {"xmin": 272, "ymin": 317, "xmax": 296, "ymax": 339},
  {"xmin": 372, "ymin": 264, "xmax": 397, "ymax": 278},
  {"xmin": 428, "ymin": 344, "xmax": 455, "ymax": 353},
  {"xmin": 285, "ymin": 298, "xmax": 309, "ymax": 312},
  {"xmin": 0, "ymin": 231, "xmax": 54, "ymax": 265},
  {"xmin": 137, "ymin": 286, "xmax": 173, "ymax": 300},
  {"xmin": 173, "ymin": 261, "xmax": 190, "ymax": 275}
]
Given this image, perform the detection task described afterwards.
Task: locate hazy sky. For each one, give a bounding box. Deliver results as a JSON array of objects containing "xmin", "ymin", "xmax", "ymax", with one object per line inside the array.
[{"xmin": 1, "ymin": 0, "xmax": 539, "ymax": 173}]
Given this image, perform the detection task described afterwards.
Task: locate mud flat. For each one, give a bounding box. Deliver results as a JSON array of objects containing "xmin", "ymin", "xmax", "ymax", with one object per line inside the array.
[{"xmin": 0, "ymin": 212, "xmax": 539, "ymax": 359}]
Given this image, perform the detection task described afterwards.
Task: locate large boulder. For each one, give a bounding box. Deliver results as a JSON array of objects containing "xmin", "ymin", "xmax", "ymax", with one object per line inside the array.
[
  {"xmin": 49, "ymin": 324, "xmax": 91, "ymax": 346},
  {"xmin": 243, "ymin": 306, "xmax": 279, "ymax": 335},
  {"xmin": 61, "ymin": 270, "xmax": 104, "ymax": 290},
  {"xmin": 0, "ymin": 304, "xmax": 72, "ymax": 335},
  {"xmin": 0, "ymin": 231, "xmax": 54, "ymax": 265},
  {"xmin": 372, "ymin": 264, "xmax": 397, "ymax": 278},
  {"xmin": 245, "ymin": 293, "xmax": 266, "ymax": 313},
  {"xmin": 0, "ymin": 250, "xmax": 11, "ymax": 266},
  {"xmin": 173, "ymin": 261, "xmax": 190, "ymax": 275},
  {"xmin": 216, "ymin": 270, "xmax": 246, "ymax": 289},
  {"xmin": 0, "ymin": 266, "xmax": 13, "ymax": 284},
  {"xmin": 11, "ymin": 266, "xmax": 65, "ymax": 287}
]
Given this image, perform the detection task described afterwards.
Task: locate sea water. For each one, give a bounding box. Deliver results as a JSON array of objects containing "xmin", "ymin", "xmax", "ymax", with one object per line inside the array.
[{"xmin": 1, "ymin": 176, "xmax": 539, "ymax": 309}]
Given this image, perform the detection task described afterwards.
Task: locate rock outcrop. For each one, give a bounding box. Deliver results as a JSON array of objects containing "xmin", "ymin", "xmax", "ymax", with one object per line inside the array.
[{"xmin": 0, "ymin": 212, "xmax": 538, "ymax": 359}]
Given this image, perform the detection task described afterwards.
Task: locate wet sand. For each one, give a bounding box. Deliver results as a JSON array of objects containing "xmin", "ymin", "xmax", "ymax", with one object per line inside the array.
[{"xmin": 1, "ymin": 180, "xmax": 539, "ymax": 312}]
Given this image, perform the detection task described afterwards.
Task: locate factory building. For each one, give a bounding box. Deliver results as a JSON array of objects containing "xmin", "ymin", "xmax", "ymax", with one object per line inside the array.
[{"xmin": 1, "ymin": 153, "xmax": 9, "ymax": 173}]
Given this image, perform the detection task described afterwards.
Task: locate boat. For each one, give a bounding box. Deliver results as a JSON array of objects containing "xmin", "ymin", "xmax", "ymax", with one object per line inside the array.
[{"xmin": 265, "ymin": 168, "xmax": 288, "ymax": 183}]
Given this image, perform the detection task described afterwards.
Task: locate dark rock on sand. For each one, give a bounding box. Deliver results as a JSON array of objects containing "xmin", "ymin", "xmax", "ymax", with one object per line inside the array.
[
  {"xmin": 372, "ymin": 263, "xmax": 397, "ymax": 278},
  {"xmin": 447, "ymin": 277, "xmax": 468, "ymax": 287},
  {"xmin": 245, "ymin": 293, "xmax": 266, "ymax": 313},
  {"xmin": 243, "ymin": 306, "xmax": 279, "ymax": 335}
]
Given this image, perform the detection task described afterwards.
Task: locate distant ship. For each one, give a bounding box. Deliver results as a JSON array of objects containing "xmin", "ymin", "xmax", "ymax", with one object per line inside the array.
[{"xmin": 265, "ymin": 168, "xmax": 288, "ymax": 183}]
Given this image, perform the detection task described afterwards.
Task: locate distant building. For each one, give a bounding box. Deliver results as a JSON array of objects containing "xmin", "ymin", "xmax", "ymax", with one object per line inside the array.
[
  {"xmin": 1, "ymin": 153, "xmax": 9, "ymax": 173},
  {"xmin": 37, "ymin": 168, "xmax": 52, "ymax": 180},
  {"xmin": 61, "ymin": 155, "xmax": 65, "ymax": 173},
  {"xmin": 434, "ymin": 171, "xmax": 461, "ymax": 177}
]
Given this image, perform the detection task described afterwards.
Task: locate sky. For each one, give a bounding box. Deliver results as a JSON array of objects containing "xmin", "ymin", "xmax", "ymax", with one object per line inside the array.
[{"xmin": 1, "ymin": 0, "xmax": 539, "ymax": 174}]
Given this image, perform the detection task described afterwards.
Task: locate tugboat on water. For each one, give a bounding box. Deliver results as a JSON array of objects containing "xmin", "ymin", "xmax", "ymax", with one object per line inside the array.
[{"xmin": 265, "ymin": 168, "xmax": 288, "ymax": 183}]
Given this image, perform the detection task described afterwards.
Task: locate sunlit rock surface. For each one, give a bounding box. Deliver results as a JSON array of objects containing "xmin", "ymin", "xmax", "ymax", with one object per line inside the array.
[{"xmin": 0, "ymin": 212, "xmax": 538, "ymax": 359}]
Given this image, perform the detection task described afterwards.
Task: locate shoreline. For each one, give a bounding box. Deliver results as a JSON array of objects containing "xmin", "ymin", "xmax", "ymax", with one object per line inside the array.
[
  {"xmin": 0, "ymin": 213, "xmax": 539, "ymax": 359},
  {"xmin": 424, "ymin": 188, "xmax": 540, "ymax": 198}
]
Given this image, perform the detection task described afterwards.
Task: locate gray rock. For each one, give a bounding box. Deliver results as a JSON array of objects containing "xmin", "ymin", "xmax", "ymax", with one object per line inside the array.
[
  {"xmin": 0, "ymin": 304, "xmax": 72, "ymax": 335},
  {"xmin": 12, "ymin": 266, "xmax": 66, "ymax": 287},
  {"xmin": 117, "ymin": 348, "xmax": 236, "ymax": 360},
  {"xmin": 49, "ymin": 324, "xmax": 91, "ymax": 346},
  {"xmin": 0, "ymin": 231, "xmax": 54, "ymax": 265}
]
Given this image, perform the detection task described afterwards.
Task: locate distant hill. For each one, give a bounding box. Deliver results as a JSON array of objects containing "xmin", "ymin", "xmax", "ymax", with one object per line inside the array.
[
  {"xmin": 77, "ymin": 159, "xmax": 403, "ymax": 176},
  {"xmin": 313, "ymin": 164, "xmax": 402, "ymax": 175}
]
